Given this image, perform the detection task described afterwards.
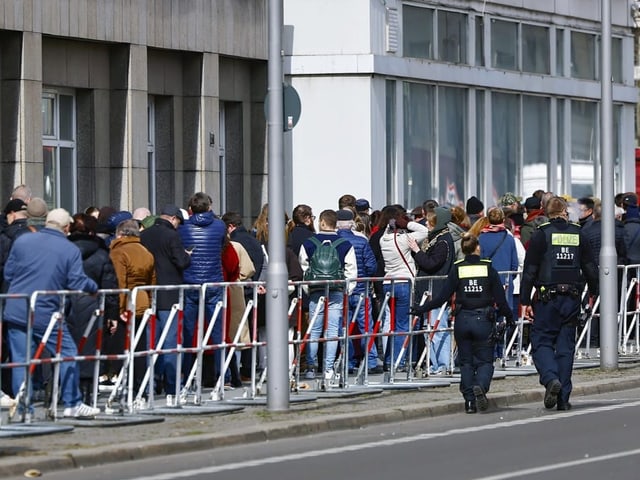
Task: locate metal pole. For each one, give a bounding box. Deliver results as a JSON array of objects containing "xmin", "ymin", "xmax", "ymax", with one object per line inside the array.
[
  {"xmin": 599, "ymin": 0, "xmax": 618, "ymax": 370},
  {"xmin": 266, "ymin": 0, "xmax": 290, "ymax": 410}
]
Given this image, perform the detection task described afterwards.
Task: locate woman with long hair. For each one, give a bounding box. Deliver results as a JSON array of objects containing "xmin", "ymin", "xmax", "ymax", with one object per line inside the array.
[
  {"xmin": 477, "ymin": 207, "xmax": 519, "ymax": 363},
  {"xmin": 286, "ymin": 204, "xmax": 315, "ymax": 256}
]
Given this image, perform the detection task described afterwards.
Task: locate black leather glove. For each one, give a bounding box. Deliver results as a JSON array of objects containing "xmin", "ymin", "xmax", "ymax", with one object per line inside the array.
[
  {"xmin": 410, "ymin": 303, "xmax": 427, "ymax": 316},
  {"xmin": 505, "ymin": 315, "xmax": 516, "ymax": 328},
  {"xmin": 495, "ymin": 320, "xmax": 507, "ymax": 338}
]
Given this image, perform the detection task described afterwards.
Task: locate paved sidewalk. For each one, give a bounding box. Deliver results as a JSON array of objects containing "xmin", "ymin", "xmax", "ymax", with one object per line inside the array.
[{"xmin": 1, "ymin": 361, "xmax": 640, "ymax": 477}]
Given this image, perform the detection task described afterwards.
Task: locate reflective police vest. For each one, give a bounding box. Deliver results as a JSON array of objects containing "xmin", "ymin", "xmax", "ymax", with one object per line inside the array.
[
  {"xmin": 537, "ymin": 221, "xmax": 582, "ymax": 286},
  {"xmin": 455, "ymin": 258, "xmax": 493, "ymax": 308}
]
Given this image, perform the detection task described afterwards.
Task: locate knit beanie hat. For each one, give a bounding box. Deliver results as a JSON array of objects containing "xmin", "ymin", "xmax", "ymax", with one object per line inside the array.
[
  {"xmin": 466, "ymin": 196, "xmax": 484, "ymax": 215},
  {"xmin": 433, "ymin": 207, "xmax": 452, "ymax": 232}
]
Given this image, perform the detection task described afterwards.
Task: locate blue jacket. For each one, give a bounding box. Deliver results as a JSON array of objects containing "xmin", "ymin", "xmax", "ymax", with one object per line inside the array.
[
  {"xmin": 178, "ymin": 211, "xmax": 226, "ymax": 284},
  {"xmin": 4, "ymin": 228, "xmax": 98, "ymax": 328},
  {"xmin": 337, "ymin": 229, "xmax": 377, "ymax": 294},
  {"xmin": 478, "ymin": 229, "xmax": 518, "ymax": 293}
]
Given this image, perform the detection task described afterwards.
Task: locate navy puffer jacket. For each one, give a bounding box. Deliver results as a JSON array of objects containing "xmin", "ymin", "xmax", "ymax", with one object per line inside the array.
[{"xmin": 178, "ymin": 211, "xmax": 226, "ymax": 284}]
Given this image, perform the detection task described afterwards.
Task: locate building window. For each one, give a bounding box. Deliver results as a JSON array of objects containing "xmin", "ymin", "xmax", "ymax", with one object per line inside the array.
[
  {"xmin": 385, "ymin": 80, "xmax": 397, "ymax": 205},
  {"xmin": 556, "ymin": 28, "xmax": 565, "ymax": 76},
  {"xmin": 403, "ymin": 5, "xmax": 434, "ymax": 59},
  {"xmin": 42, "ymin": 90, "xmax": 76, "ymax": 212},
  {"xmin": 476, "ymin": 90, "xmax": 485, "ymax": 194},
  {"xmin": 491, "ymin": 92, "xmax": 519, "ymax": 201},
  {"xmin": 438, "ymin": 11, "xmax": 467, "ymax": 64},
  {"xmin": 438, "ymin": 86, "xmax": 467, "ymax": 205},
  {"xmin": 147, "ymin": 96, "xmax": 156, "ymax": 212},
  {"xmin": 612, "ymin": 37, "xmax": 622, "ymax": 83},
  {"xmin": 522, "ymin": 24, "xmax": 550, "ymax": 74},
  {"xmin": 491, "ymin": 19, "xmax": 518, "ymax": 70},
  {"xmin": 522, "ymin": 96, "xmax": 550, "ymax": 194},
  {"xmin": 571, "ymin": 31, "xmax": 597, "ymax": 80},
  {"xmin": 475, "ymin": 16, "xmax": 485, "ymax": 67},
  {"xmin": 403, "ymin": 82, "xmax": 435, "ymax": 207},
  {"xmin": 571, "ymin": 100, "xmax": 597, "ymax": 198},
  {"xmin": 402, "ymin": 82, "xmax": 467, "ymax": 206}
]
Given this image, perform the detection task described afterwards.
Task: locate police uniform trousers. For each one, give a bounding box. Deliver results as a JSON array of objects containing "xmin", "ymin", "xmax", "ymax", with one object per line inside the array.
[
  {"xmin": 530, "ymin": 295, "xmax": 579, "ymax": 405},
  {"xmin": 454, "ymin": 309, "xmax": 495, "ymax": 401}
]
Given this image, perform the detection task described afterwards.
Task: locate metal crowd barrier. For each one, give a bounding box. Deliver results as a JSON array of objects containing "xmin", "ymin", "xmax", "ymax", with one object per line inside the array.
[
  {"xmin": 0, "ymin": 289, "xmax": 130, "ymax": 433},
  {"xmin": 6, "ymin": 265, "xmax": 639, "ymax": 431}
]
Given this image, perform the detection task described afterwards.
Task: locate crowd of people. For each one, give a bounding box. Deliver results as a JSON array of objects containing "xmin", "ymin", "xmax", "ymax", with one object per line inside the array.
[{"xmin": 0, "ymin": 185, "xmax": 637, "ymax": 416}]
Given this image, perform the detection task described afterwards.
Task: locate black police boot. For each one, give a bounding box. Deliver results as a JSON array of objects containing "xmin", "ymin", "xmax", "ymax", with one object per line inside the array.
[
  {"xmin": 557, "ymin": 400, "xmax": 572, "ymax": 411},
  {"xmin": 473, "ymin": 385, "xmax": 488, "ymax": 411},
  {"xmin": 465, "ymin": 400, "xmax": 477, "ymax": 414},
  {"xmin": 543, "ymin": 379, "xmax": 562, "ymax": 409}
]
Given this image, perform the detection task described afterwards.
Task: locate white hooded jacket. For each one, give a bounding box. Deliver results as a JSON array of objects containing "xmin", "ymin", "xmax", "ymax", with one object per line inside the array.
[{"xmin": 379, "ymin": 221, "xmax": 429, "ymax": 282}]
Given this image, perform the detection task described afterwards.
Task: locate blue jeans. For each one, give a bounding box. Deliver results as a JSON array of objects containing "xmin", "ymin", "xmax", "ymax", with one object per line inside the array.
[
  {"xmin": 347, "ymin": 293, "xmax": 378, "ymax": 368},
  {"xmin": 429, "ymin": 306, "xmax": 451, "ymax": 372},
  {"xmin": 8, "ymin": 323, "xmax": 81, "ymax": 407},
  {"xmin": 154, "ymin": 309, "xmax": 178, "ymax": 393},
  {"xmin": 383, "ymin": 282, "xmax": 411, "ymax": 368},
  {"xmin": 455, "ymin": 310, "xmax": 495, "ymax": 401},
  {"xmin": 306, "ymin": 290, "xmax": 344, "ymax": 373},
  {"xmin": 183, "ymin": 287, "xmax": 223, "ymax": 381}
]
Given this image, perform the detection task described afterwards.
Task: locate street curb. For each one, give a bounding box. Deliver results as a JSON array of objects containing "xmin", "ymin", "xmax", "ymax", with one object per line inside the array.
[{"xmin": 2, "ymin": 374, "xmax": 640, "ymax": 477}]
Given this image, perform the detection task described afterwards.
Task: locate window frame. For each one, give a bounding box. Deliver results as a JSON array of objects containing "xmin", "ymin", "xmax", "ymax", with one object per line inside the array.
[{"xmin": 41, "ymin": 88, "xmax": 77, "ymax": 213}]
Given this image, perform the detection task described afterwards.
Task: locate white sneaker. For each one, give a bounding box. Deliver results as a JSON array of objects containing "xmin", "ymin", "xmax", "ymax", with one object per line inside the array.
[
  {"xmin": 0, "ymin": 391, "xmax": 16, "ymax": 408},
  {"xmin": 63, "ymin": 402, "xmax": 100, "ymax": 418}
]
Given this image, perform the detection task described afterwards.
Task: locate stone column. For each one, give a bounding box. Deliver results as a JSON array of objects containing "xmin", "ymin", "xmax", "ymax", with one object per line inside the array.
[
  {"xmin": 183, "ymin": 52, "xmax": 219, "ymax": 208},
  {"xmin": 0, "ymin": 31, "xmax": 43, "ymax": 197},
  {"xmin": 109, "ymin": 44, "xmax": 148, "ymax": 210}
]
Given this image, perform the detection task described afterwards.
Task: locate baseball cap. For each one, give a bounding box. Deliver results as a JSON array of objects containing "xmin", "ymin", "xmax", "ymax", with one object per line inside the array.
[
  {"xmin": 4, "ymin": 199, "xmax": 27, "ymax": 215},
  {"xmin": 46, "ymin": 208, "xmax": 74, "ymax": 228},
  {"xmin": 336, "ymin": 209, "xmax": 355, "ymax": 221},
  {"xmin": 161, "ymin": 204, "xmax": 185, "ymax": 223},
  {"xmin": 622, "ymin": 194, "xmax": 638, "ymax": 207},
  {"xmin": 355, "ymin": 198, "xmax": 370, "ymax": 212},
  {"xmin": 499, "ymin": 192, "xmax": 521, "ymax": 207}
]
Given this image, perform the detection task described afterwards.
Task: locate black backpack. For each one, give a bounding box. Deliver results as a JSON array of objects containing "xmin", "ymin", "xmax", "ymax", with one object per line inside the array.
[{"xmin": 304, "ymin": 237, "xmax": 347, "ymax": 290}]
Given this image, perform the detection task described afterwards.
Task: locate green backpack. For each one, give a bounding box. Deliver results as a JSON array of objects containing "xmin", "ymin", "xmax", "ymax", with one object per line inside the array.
[{"xmin": 304, "ymin": 237, "xmax": 348, "ymax": 290}]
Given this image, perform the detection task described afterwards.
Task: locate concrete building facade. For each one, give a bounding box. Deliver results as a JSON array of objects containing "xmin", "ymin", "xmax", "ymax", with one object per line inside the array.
[
  {"xmin": 0, "ymin": 1, "xmax": 637, "ymax": 219},
  {"xmin": 284, "ymin": 0, "xmax": 639, "ymax": 213},
  {"xmin": 0, "ymin": 1, "xmax": 268, "ymax": 217}
]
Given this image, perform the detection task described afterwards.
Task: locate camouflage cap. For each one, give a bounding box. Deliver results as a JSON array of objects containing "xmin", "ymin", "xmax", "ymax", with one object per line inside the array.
[{"xmin": 499, "ymin": 192, "xmax": 521, "ymax": 207}]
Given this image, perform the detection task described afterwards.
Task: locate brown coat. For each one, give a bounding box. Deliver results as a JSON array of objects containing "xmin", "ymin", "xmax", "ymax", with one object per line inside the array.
[
  {"xmin": 227, "ymin": 241, "xmax": 255, "ymax": 346},
  {"xmin": 110, "ymin": 235, "xmax": 156, "ymax": 316}
]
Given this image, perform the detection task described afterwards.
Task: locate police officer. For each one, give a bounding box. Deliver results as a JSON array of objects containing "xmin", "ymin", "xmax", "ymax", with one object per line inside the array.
[
  {"xmin": 520, "ymin": 196, "xmax": 599, "ymax": 411},
  {"xmin": 412, "ymin": 233, "xmax": 513, "ymax": 413}
]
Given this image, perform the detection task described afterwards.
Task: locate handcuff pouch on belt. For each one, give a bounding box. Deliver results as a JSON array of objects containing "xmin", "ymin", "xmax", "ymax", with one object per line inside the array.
[{"xmin": 538, "ymin": 284, "xmax": 579, "ymax": 303}]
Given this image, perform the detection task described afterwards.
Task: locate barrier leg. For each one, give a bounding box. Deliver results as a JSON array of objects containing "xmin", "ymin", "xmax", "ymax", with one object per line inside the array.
[
  {"xmin": 180, "ymin": 302, "xmax": 222, "ymax": 405},
  {"xmin": 136, "ymin": 306, "xmax": 179, "ymax": 407},
  {"xmin": 289, "ymin": 297, "xmax": 325, "ymax": 384},
  {"xmin": 12, "ymin": 313, "xmax": 61, "ymax": 421},
  {"xmin": 255, "ymin": 298, "xmax": 298, "ymax": 396},
  {"xmin": 354, "ymin": 292, "xmax": 390, "ymax": 385},
  {"xmin": 211, "ymin": 301, "xmax": 253, "ymax": 401}
]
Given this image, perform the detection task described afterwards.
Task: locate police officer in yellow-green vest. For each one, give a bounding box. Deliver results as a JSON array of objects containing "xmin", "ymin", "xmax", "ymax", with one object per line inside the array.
[
  {"xmin": 412, "ymin": 234, "xmax": 513, "ymax": 414},
  {"xmin": 520, "ymin": 196, "xmax": 599, "ymax": 411}
]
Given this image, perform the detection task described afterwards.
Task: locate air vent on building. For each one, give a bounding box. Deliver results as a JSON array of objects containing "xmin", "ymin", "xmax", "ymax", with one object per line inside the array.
[{"xmin": 386, "ymin": 7, "xmax": 399, "ymax": 53}]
